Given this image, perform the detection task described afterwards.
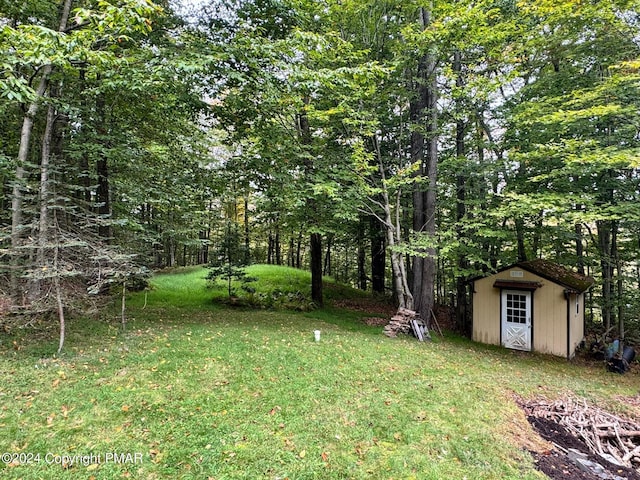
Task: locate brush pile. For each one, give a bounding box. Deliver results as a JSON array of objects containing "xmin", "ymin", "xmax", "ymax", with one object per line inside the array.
[{"xmin": 523, "ymin": 396, "xmax": 640, "ymax": 474}]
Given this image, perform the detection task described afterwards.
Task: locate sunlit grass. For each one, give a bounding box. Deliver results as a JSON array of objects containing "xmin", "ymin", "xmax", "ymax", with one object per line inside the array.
[{"xmin": 1, "ymin": 266, "xmax": 639, "ymax": 479}]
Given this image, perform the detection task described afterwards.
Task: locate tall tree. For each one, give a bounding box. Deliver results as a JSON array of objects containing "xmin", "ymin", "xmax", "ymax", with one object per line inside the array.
[{"xmin": 409, "ymin": 4, "xmax": 439, "ymax": 321}]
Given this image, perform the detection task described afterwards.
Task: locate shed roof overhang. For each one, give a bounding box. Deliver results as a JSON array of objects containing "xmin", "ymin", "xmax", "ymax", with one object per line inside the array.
[{"xmin": 493, "ymin": 280, "xmax": 541, "ymax": 290}]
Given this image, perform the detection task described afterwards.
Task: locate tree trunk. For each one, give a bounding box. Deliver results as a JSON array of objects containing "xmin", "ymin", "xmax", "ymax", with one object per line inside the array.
[
  {"xmin": 10, "ymin": 0, "xmax": 73, "ymax": 298},
  {"xmin": 121, "ymin": 282, "xmax": 127, "ymax": 331},
  {"xmin": 296, "ymin": 231, "xmax": 302, "ymax": 268},
  {"xmin": 389, "ymin": 189, "xmax": 413, "ymax": 309},
  {"xmin": 267, "ymin": 233, "xmax": 274, "ymax": 264},
  {"xmin": 411, "ymin": 100, "xmax": 426, "ymax": 310},
  {"xmin": 275, "ymin": 224, "xmax": 281, "ymax": 265},
  {"xmin": 37, "ymin": 104, "xmax": 56, "ymax": 269},
  {"xmin": 55, "ymin": 270, "xmax": 66, "ymax": 354},
  {"xmin": 407, "ymin": 5, "xmax": 438, "ymax": 321},
  {"xmin": 169, "ymin": 239, "xmax": 176, "ymax": 267},
  {"xmin": 96, "ymin": 93, "xmax": 112, "ymax": 241},
  {"xmin": 78, "ymin": 69, "xmax": 93, "ymax": 204},
  {"xmin": 199, "ymin": 227, "xmax": 209, "ymax": 264},
  {"xmin": 575, "ymin": 222, "xmax": 585, "ymax": 275},
  {"xmin": 244, "ymin": 196, "xmax": 251, "ymax": 264},
  {"xmin": 373, "ymin": 135, "xmax": 413, "ymax": 309},
  {"xmin": 370, "ymin": 214, "xmax": 386, "ymax": 294},
  {"xmin": 412, "ymin": 5, "xmax": 438, "ymax": 321},
  {"xmin": 612, "ymin": 221, "xmax": 624, "ymax": 348},
  {"xmin": 357, "ymin": 217, "xmax": 367, "ymax": 291},
  {"xmin": 52, "ymin": 219, "xmax": 66, "ymax": 353},
  {"xmin": 323, "ymin": 234, "xmax": 333, "ymax": 276},
  {"xmin": 310, "ymin": 233, "xmax": 323, "ymax": 306},
  {"xmin": 453, "ymin": 49, "xmax": 470, "ymax": 335},
  {"xmin": 288, "ymin": 235, "xmax": 294, "ymax": 267},
  {"xmin": 298, "ymin": 97, "xmax": 323, "ymax": 305},
  {"xmin": 409, "ymin": 7, "xmax": 430, "ymax": 313},
  {"xmin": 12, "ymin": 72, "xmax": 50, "ymax": 248},
  {"xmin": 515, "ymin": 218, "xmax": 527, "ymax": 262},
  {"xmin": 598, "ymin": 220, "xmax": 613, "ymax": 334},
  {"xmin": 532, "ymin": 210, "xmax": 543, "ymax": 258}
]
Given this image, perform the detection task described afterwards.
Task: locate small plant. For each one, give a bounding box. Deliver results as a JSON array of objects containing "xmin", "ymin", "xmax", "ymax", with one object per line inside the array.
[{"xmin": 207, "ymin": 220, "xmax": 255, "ymax": 298}]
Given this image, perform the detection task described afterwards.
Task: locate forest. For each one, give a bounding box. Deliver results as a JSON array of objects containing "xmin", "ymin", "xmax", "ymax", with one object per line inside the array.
[{"xmin": 1, "ymin": 0, "xmax": 639, "ymax": 348}]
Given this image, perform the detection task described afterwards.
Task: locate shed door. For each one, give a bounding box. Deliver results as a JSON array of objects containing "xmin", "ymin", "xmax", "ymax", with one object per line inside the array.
[{"xmin": 501, "ymin": 290, "xmax": 532, "ymax": 351}]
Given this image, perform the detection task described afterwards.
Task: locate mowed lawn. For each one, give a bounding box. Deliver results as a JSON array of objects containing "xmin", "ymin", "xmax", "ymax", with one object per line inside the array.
[{"xmin": 1, "ymin": 266, "xmax": 639, "ymax": 479}]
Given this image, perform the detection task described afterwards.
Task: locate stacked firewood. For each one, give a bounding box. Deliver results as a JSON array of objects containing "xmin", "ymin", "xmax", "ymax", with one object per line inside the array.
[
  {"xmin": 383, "ymin": 307, "xmax": 416, "ymax": 338},
  {"xmin": 523, "ymin": 396, "xmax": 640, "ymax": 472}
]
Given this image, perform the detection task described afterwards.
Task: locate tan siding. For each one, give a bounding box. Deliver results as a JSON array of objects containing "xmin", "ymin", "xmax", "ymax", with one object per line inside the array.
[
  {"xmin": 473, "ymin": 266, "xmax": 574, "ymax": 358},
  {"xmin": 568, "ymin": 293, "xmax": 585, "ymax": 359},
  {"xmin": 472, "ymin": 276, "xmax": 501, "ymax": 346},
  {"xmin": 532, "ymin": 280, "xmax": 567, "ymax": 357}
]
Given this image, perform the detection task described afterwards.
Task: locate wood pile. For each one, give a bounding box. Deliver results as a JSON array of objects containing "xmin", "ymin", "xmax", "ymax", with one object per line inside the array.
[
  {"xmin": 383, "ymin": 307, "xmax": 415, "ymax": 337},
  {"xmin": 523, "ymin": 396, "xmax": 640, "ymax": 472},
  {"xmin": 383, "ymin": 307, "xmax": 432, "ymax": 341}
]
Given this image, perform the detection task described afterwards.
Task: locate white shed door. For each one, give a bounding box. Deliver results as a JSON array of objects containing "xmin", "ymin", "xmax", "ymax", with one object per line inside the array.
[{"xmin": 501, "ymin": 290, "xmax": 532, "ymax": 351}]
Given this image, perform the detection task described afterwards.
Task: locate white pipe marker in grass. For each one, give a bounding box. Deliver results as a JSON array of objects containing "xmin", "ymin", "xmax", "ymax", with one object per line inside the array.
[{"xmin": 314, "ymin": 330, "xmax": 321, "ymax": 342}]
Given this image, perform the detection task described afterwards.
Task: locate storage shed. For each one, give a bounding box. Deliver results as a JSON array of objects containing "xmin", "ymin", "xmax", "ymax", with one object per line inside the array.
[{"xmin": 471, "ymin": 259, "xmax": 594, "ymax": 359}]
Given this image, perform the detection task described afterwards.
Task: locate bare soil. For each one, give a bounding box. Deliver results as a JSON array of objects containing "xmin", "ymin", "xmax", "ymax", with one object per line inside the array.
[{"xmin": 526, "ymin": 406, "xmax": 640, "ymax": 480}]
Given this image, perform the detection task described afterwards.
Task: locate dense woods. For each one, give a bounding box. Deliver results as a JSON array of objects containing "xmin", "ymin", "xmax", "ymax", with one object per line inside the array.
[{"xmin": 1, "ymin": 0, "xmax": 640, "ymax": 348}]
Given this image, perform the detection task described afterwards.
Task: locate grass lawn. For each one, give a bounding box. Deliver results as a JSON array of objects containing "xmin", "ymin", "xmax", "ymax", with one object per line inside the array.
[{"xmin": 1, "ymin": 265, "xmax": 639, "ymax": 479}]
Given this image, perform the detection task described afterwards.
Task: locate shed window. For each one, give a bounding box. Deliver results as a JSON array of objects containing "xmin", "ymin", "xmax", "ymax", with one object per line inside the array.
[{"xmin": 506, "ymin": 293, "xmax": 528, "ymax": 324}]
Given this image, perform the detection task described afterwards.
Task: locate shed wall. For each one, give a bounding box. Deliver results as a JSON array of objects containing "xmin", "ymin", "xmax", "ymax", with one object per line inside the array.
[
  {"xmin": 568, "ymin": 293, "xmax": 585, "ymax": 359},
  {"xmin": 472, "ymin": 266, "xmax": 576, "ymax": 358},
  {"xmin": 472, "ymin": 275, "xmax": 501, "ymax": 346}
]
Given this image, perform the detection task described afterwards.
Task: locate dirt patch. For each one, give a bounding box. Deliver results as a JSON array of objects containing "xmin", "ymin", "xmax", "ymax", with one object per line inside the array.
[
  {"xmin": 534, "ymin": 450, "xmax": 595, "ymax": 480},
  {"xmin": 519, "ymin": 397, "xmax": 640, "ymax": 480},
  {"xmin": 333, "ymin": 299, "xmax": 457, "ymax": 332},
  {"xmin": 361, "ymin": 316, "xmax": 389, "ymax": 327},
  {"xmin": 432, "ymin": 304, "xmax": 456, "ymax": 331},
  {"xmin": 331, "ymin": 297, "xmax": 396, "ymax": 317},
  {"xmin": 529, "ymin": 416, "xmax": 640, "ymax": 480}
]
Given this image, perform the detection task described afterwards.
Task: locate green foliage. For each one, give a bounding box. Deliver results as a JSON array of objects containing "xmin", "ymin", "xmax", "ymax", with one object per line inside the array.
[
  {"xmin": 3, "ymin": 0, "xmax": 640, "ymax": 346},
  {"xmin": 207, "ymin": 221, "xmax": 254, "ymax": 298}
]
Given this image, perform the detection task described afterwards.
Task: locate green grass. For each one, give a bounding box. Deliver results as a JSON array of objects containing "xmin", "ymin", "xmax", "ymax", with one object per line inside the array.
[
  {"xmin": 205, "ymin": 264, "xmax": 370, "ymax": 310},
  {"xmin": 1, "ymin": 265, "xmax": 639, "ymax": 479}
]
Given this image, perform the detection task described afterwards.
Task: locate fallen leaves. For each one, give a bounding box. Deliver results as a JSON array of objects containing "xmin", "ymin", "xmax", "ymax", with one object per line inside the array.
[
  {"xmin": 149, "ymin": 448, "xmax": 163, "ymax": 464},
  {"xmin": 269, "ymin": 405, "xmax": 282, "ymax": 416}
]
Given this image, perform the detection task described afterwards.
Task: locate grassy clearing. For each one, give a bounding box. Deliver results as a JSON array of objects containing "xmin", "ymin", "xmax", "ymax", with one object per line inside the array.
[
  {"xmin": 1, "ymin": 266, "xmax": 639, "ymax": 479},
  {"xmin": 206, "ymin": 264, "xmax": 369, "ymax": 310}
]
